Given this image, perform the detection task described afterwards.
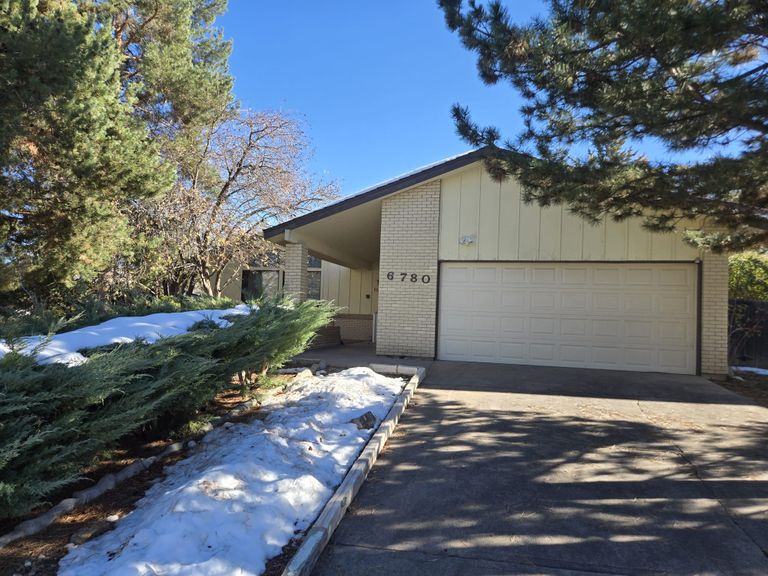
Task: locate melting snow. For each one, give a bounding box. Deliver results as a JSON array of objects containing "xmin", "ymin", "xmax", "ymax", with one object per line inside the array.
[
  {"xmin": 58, "ymin": 367, "xmax": 405, "ymax": 576},
  {"xmin": 733, "ymin": 366, "xmax": 768, "ymax": 377},
  {"xmin": 0, "ymin": 305, "xmax": 251, "ymax": 366}
]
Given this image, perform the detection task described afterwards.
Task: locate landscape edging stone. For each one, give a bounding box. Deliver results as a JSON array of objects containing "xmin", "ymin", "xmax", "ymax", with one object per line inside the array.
[{"xmin": 281, "ymin": 363, "xmax": 426, "ymax": 576}]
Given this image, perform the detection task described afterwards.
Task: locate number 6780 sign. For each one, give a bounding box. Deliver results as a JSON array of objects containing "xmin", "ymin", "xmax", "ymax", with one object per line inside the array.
[{"xmin": 386, "ymin": 271, "xmax": 431, "ymax": 284}]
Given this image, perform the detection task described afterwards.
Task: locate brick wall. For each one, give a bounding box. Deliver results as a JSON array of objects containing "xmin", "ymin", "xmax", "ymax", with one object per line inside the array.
[
  {"xmin": 701, "ymin": 251, "xmax": 729, "ymax": 374},
  {"xmin": 284, "ymin": 243, "xmax": 308, "ymax": 302},
  {"xmin": 376, "ymin": 181, "xmax": 440, "ymax": 357},
  {"xmin": 334, "ymin": 314, "xmax": 373, "ymax": 342}
]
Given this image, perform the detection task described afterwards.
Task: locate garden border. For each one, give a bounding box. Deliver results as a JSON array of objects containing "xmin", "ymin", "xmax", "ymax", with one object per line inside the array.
[
  {"xmin": 0, "ymin": 369, "xmax": 315, "ymax": 550},
  {"xmin": 281, "ymin": 363, "xmax": 426, "ymax": 576}
]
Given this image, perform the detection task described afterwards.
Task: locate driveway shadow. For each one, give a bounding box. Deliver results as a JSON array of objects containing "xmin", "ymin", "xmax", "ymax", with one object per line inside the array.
[{"xmin": 314, "ymin": 364, "xmax": 768, "ymax": 575}]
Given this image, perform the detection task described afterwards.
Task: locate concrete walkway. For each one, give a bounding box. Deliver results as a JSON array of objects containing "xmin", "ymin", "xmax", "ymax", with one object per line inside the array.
[
  {"xmin": 313, "ymin": 362, "xmax": 768, "ymax": 575},
  {"xmin": 295, "ymin": 342, "xmax": 434, "ymax": 371}
]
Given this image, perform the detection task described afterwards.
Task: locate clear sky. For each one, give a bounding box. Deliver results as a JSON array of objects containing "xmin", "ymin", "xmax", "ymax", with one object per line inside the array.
[{"xmin": 218, "ymin": 1, "xmax": 546, "ymax": 196}]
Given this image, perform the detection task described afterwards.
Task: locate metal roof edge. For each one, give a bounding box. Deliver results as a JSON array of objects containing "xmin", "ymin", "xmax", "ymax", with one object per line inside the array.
[{"xmin": 264, "ymin": 147, "xmax": 490, "ymax": 239}]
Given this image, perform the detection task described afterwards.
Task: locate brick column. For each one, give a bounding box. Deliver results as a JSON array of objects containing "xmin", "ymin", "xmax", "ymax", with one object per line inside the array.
[
  {"xmin": 700, "ymin": 251, "xmax": 729, "ymax": 375},
  {"xmin": 284, "ymin": 243, "xmax": 308, "ymax": 302},
  {"xmin": 376, "ymin": 181, "xmax": 440, "ymax": 357}
]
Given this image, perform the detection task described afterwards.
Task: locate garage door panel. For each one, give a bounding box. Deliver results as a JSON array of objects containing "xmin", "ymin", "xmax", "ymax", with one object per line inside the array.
[
  {"xmin": 439, "ymin": 337, "xmax": 467, "ymax": 358},
  {"xmin": 441, "ymin": 313, "xmax": 470, "ymax": 333},
  {"xmin": 470, "ymin": 340, "xmax": 498, "ymax": 360},
  {"xmin": 659, "ymin": 268, "xmax": 690, "ymax": 286},
  {"xmin": 561, "ymin": 292, "xmax": 589, "ymax": 312},
  {"xmin": 530, "ymin": 342, "xmax": 556, "ymax": 361},
  {"xmin": 530, "ymin": 317, "xmax": 557, "ymax": 336},
  {"xmin": 624, "ymin": 293, "xmax": 654, "ymax": 314},
  {"xmin": 502, "ymin": 267, "xmax": 527, "ymax": 283},
  {"xmin": 562, "ymin": 268, "xmax": 588, "ymax": 284},
  {"xmin": 439, "ymin": 262, "xmax": 697, "ymax": 374},
  {"xmin": 625, "ymin": 320, "xmax": 653, "ymax": 339},
  {"xmin": 560, "ymin": 344, "xmax": 589, "ymax": 363},
  {"xmin": 592, "ymin": 319, "xmax": 622, "ymax": 338},
  {"xmin": 659, "ymin": 349, "xmax": 691, "ymax": 371},
  {"xmin": 442, "ymin": 265, "xmax": 472, "ymax": 283},
  {"xmin": 531, "ymin": 267, "xmax": 558, "ymax": 283},
  {"xmin": 626, "ymin": 268, "xmax": 655, "ymax": 285},
  {"xmin": 624, "ymin": 348, "xmax": 655, "ymax": 368},
  {"xmin": 473, "ymin": 266, "xmax": 499, "ymax": 283},
  {"xmin": 501, "ymin": 290, "xmax": 527, "ymax": 309},
  {"xmin": 658, "ymin": 320, "xmax": 690, "ymax": 342},
  {"xmin": 441, "ymin": 286, "xmax": 471, "ymax": 309},
  {"xmin": 531, "ymin": 292, "xmax": 557, "ymax": 310},
  {"xmin": 499, "ymin": 341, "xmax": 527, "ymax": 362},
  {"xmin": 500, "ymin": 316, "xmax": 526, "ymax": 335},
  {"xmin": 561, "ymin": 318, "xmax": 588, "ymax": 336},
  {"xmin": 471, "ymin": 289, "xmax": 499, "ymax": 309},
  {"xmin": 593, "ymin": 292, "xmax": 621, "ymax": 312},
  {"xmin": 659, "ymin": 294, "xmax": 692, "ymax": 315},
  {"xmin": 471, "ymin": 315, "xmax": 499, "ymax": 335},
  {"xmin": 591, "ymin": 346, "xmax": 624, "ymax": 366},
  {"xmin": 594, "ymin": 268, "xmax": 622, "ymax": 285}
]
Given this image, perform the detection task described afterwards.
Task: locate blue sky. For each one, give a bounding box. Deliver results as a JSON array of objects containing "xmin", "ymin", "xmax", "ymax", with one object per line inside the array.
[{"xmin": 218, "ymin": 2, "xmax": 545, "ymax": 196}]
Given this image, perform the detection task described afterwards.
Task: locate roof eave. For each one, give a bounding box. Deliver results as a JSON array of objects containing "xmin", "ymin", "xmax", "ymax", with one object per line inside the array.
[{"xmin": 264, "ymin": 147, "xmax": 491, "ymax": 239}]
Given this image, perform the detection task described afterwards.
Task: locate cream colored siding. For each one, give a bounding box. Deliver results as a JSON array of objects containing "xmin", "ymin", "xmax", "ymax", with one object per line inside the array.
[
  {"xmin": 320, "ymin": 261, "xmax": 378, "ymax": 314},
  {"xmin": 220, "ymin": 272, "xmax": 242, "ymax": 301},
  {"xmin": 431, "ymin": 161, "xmax": 727, "ymax": 373},
  {"xmin": 439, "ymin": 166, "xmax": 702, "ymax": 262},
  {"xmin": 219, "ymin": 261, "xmax": 243, "ymax": 301},
  {"xmin": 478, "ymin": 169, "xmax": 500, "ymax": 260},
  {"xmin": 438, "ymin": 173, "xmax": 461, "ymax": 260}
]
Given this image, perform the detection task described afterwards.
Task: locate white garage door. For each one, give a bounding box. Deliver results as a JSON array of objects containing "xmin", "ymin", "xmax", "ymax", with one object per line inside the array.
[{"xmin": 438, "ymin": 262, "xmax": 698, "ymax": 374}]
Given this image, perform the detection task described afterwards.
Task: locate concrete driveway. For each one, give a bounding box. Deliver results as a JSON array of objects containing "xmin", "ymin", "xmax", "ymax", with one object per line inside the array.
[{"xmin": 313, "ymin": 362, "xmax": 768, "ymax": 575}]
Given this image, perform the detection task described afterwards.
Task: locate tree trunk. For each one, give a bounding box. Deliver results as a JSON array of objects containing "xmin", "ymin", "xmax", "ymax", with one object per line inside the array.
[{"xmin": 199, "ymin": 274, "xmax": 216, "ymax": 297}]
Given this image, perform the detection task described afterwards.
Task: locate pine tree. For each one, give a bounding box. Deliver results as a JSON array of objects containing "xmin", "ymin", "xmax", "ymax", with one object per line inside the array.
[
  {"xmin": 0, "ymin": 1, "xmax": 174, "ymax": 301},
  {"xmin": 84, "ymin": 0, "xmax": 239, "ymax": 298},
  {"xmin": 88, "ymin": 0, "xmax": 234, "ymax": 144},
  {"xmin": 439, "ymin": 0, "xmax": 768, "ymax": 251}
]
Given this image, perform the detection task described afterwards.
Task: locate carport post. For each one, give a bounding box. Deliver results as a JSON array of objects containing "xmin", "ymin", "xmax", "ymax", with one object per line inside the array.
[{"xmin": 284, "ymin": 241, "xmax": 309, "ymax": 302}]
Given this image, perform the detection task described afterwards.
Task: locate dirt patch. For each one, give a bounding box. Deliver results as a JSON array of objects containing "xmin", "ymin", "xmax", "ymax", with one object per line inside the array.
[
  {"xmin": 720, "ymin": 372, "xmax": 768, "ymax": 409},
  {"xmin": 262, "ymin": 536, "xmax": 303, "ymax": 576},
  {"xmin": 0, "ymin": 450, "xmax": 186, "ymax": 576},
  {"xmin": 0, "ymin": 381, "xmax": 290, "ymax": 576}
]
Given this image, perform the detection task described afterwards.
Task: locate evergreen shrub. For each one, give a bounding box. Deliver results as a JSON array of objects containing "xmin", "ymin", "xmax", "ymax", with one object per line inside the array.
[{"xmin": 0, "ymin": 298, "xmax": 334, "ymax": 518}]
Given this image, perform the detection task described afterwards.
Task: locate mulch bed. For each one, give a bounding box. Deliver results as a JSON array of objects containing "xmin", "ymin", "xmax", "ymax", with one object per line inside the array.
[
  {"xmin": 720, "ymin": 372, "xmax": 768, "ymax": 409},
  {"xmin": 0, "ymin": 451, "xmax": 188, "ymax": 576},
  {"xmin": 262, "ymin": 537, "xmax": 303, "ymax": 576},
  {"xmin": 0, "ymin": 380, "xmax": 292, "ymax": 576}
]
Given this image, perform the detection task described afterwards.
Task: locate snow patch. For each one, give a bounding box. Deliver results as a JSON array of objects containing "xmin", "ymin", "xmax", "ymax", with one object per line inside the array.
[
  {"xmin": 0, "ymin": 304, "xmax": 251, "ymax": 366},
  {"xmin": 58, "ymin": 367, "xmax": 405, "ymax": 576},
  {"xmin": 733, "ymin": 366, "xmax": 768, "ymax": 377}
]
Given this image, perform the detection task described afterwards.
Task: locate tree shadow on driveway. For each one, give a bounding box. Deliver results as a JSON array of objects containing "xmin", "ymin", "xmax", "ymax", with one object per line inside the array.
[{"xmin": 314, "ymin": 364, "xmax": 768, "ymax": 575}]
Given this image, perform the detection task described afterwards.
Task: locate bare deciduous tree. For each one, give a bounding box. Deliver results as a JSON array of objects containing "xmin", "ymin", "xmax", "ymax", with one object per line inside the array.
[{"xmin": 133, "ymin": 108, "xmax": 337, "ymax": 297}]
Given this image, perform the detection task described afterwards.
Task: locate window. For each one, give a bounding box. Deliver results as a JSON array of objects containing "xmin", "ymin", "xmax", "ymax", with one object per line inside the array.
[
  {"xmin": 307, "ymin": 255, "xmax": 321, "ymax": 299},
  {"xmin": 308, "ymin": 270, "xmax": 321, "ymax": 299},
  {"xmin": 242, "ymin": 270, "xmax": 280, "ymax": 301}
]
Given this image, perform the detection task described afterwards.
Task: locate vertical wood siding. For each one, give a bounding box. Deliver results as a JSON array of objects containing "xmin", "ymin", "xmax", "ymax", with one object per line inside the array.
[
  {"xmin": 320, "ymin": 261, "xmax": 378, "ymax": 314},
  {"xmin": 438, "ymin": 164, "xmax": 701, "ymax": 262}
]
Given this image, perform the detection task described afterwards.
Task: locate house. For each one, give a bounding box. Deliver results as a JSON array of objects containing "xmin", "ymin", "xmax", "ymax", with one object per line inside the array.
[
  {"xmin": 220, "ymin": 252, "xmax": 322, "ymax": 302},
  {"xmin": 264, "ymin": 149, "xmax": 728, "ymax": 376}
]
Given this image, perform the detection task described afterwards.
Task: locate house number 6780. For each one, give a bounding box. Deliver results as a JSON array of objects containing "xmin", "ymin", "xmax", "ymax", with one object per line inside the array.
[{"xmin": 386, "ymin": 271, "xmax": 431, "ymax": 284}]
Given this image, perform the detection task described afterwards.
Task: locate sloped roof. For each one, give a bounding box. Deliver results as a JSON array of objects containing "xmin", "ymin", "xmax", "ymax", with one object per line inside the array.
[{"xmin": 264, "ymin": 147, "xmax": 489, "ymax": 239}]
